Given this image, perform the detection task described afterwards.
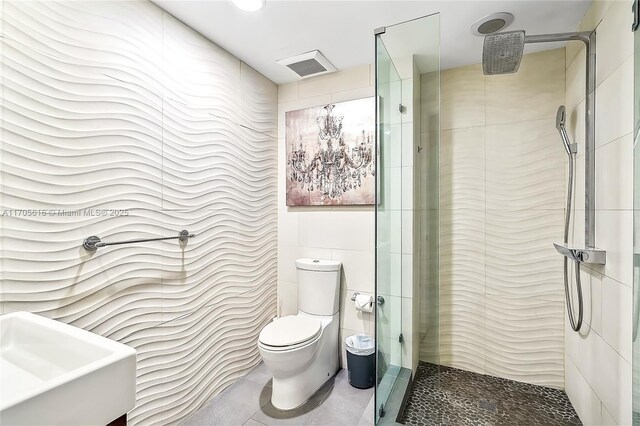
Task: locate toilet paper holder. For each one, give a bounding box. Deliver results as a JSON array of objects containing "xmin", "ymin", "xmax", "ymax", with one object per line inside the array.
[{"xmin": 350, "ymin": 292, "xmax": 385, "ymax": 306}]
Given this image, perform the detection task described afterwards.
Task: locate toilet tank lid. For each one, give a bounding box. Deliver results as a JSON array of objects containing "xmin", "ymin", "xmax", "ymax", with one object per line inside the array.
[{"xmin": 295, "ymin": 258, "xmax": 341, "ymax": 272}]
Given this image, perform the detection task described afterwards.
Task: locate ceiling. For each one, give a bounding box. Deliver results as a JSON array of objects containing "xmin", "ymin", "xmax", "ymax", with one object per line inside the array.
[{"xmin": 152, "ymin": 0, "xmax": 592, "ymax": 84}]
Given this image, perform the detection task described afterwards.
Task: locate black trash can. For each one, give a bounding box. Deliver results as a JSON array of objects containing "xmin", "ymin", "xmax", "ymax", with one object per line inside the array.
[{"xmin": 345, "ymin": 334, "xmax": 375, "ymax": 389}]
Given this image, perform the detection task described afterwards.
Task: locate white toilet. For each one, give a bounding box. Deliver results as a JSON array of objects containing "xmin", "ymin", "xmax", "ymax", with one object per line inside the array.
[{"xmin": 258, "ymin": 258, "xmax": 342, "ymax": 410}]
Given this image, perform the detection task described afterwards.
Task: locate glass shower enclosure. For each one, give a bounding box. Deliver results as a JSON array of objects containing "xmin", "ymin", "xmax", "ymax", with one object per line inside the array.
[
  {"xmin": 375, "ymin": 34, "xmax": 404, "ymax": 421},
  {"xmin": 375, "ymin": 14, "xmax": 440, "ymax": 423},
  {"xmin": 633, "ymin": 15, "xmax": 640, "ymax": 425}
]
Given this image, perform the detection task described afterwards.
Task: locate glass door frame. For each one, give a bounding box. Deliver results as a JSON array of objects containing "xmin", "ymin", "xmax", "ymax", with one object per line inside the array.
[{"xmin": 374, "ymin": 31, "xmax": 403, "ymax": 423}]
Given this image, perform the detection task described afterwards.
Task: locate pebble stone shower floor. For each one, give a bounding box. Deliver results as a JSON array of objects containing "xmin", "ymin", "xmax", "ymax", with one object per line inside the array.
[{"xmin": 400, "ymin": 362, "xmax": 582, "ymax": 426}]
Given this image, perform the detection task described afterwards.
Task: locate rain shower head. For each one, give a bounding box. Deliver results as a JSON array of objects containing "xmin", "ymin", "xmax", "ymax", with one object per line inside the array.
[{"xmin": 482, "ymin": 30, "xmax": 525, "ymax": 75}]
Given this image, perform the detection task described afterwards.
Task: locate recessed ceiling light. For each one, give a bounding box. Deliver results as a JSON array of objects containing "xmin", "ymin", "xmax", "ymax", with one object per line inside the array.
[
  {"xmin": 231, "ymin": 0, "xmax": 265, "ymax": 12},
  {"xmin": 470, "ymin": 12, "xmax": 514, "ymax": 36}
]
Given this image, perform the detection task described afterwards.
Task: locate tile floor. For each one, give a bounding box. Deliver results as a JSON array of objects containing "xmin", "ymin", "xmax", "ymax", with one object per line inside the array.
[
  {"xmin": 400, "ymin": 362, "xmax": 581, "ymax": 426},
  {"xmin": 181, "ymin": 362, "xmax": 374, "ymax": 426}
]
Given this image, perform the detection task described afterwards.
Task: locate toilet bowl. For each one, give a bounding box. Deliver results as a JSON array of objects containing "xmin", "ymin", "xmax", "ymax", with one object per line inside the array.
[{"xmin": 258, "ymin": 258, "xmax": 342, "ymax": 410}]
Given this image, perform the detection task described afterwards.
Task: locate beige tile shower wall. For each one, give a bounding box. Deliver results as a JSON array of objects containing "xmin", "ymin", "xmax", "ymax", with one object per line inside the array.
[
  {"xmin": 439, "ymin": 48, "xmax": 567, "ymax": 388},
  {"xmin": 418, "ymin": 69, "xmax": 440, "ymax": 366},
  {"xmin": 277, "ymin": 66, "xmax": 376, "ymax": 369},
  {"xmin": 563, "ymin": 2, "xmax": 634, "ymax": 425},
  {"xmin": 0, "ymin": 1, "xmax": 277, "ymax": 424}
]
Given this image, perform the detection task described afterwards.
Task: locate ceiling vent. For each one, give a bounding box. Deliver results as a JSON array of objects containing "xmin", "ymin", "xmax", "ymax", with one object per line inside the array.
[{"xmin": 276, "ymin": 50, "xmax": 337, "ymax": 79}]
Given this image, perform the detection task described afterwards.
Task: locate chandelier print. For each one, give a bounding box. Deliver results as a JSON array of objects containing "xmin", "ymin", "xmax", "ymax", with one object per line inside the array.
[{"xmin": 285, "ymin": 97, "xmax": 375, "ymax": 206}]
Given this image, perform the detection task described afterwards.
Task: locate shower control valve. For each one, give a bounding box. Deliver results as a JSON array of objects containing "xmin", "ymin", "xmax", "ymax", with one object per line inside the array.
[{"xmin": 553, "ymin": 243, "xmax": 606, "ymax": 265}]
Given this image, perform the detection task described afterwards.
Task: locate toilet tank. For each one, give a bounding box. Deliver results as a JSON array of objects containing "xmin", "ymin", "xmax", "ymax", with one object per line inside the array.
[{"xmin": 295, "ymin": 258, "xmax": 342, "ymax": 316}]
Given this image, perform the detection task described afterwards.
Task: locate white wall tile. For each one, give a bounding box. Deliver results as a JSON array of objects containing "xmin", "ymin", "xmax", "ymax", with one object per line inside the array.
[
  {"xmin": 298, "ymin": 65, "xmax": 370, "ymax": 99},
  {"xmin": 278, "ymin": 209, "xmax": 298, "ymax": 247},
  {"xmin": 278, "ymin": 81, "xmax": 298, "ymax": 104},
  {"xmin": 331, "ymin": 249, "xmax": 374, "ymax": 293},
  {"xmin": 578, "ymin": 266, "xmax": 603, "ymax": 334},
  {"xmin": 566, "ymin": 48, "xmax": 586, "ymax": 111},
  {"xmin": 595, "ymin": 57, "xmax": 633, "ymax": 148},
  {"xmin": 595, "ymin": 210, "xmax": 633, "ymax": 286},
  {"xmin": 601, "ymin": 404, "xmax": 616, "ymax": 426},
  {"xmin": 331, "ymin": 85, "xmax": 374, "ymax": 104},
  {"xmin": 389, "ymin": 79, "xmax": 403, "ymax": 125},
  {"xmin": 565, "ymin": 356, "xmax": 603, "ymax": 426},
  {"xmin": 377, "ymin": 251, "xmax": 401, "ymax": 297},
  {"xmin": 594, "ymin": 0, "xmax": 634, "ymax": 86},
  {"xmin": 401, "ymin": 254, "xmax": 413, "ymax": 298},
  {"xmin": 578, "ymin": 330, "xmax": 632, "ymax": 425},
  {"xmin": 390, "ymin": 167, "xmax": 402, "ymax": 210},
  {"xmin": 565, "ymin": 360, "xmax": 601, "ymax": 426},
  {"xmin": 339, "ymin": 288, "xmax": 373, "ymax": 334},
  {"xmin": 567, "ymin": 3, "xmax": 633, "ymax": 424},
  {"xmin": 595, "ymin": 134, "xmax": 633, "ymax": 210},
  {"xmin": 401, "ymin": 167, "xmax": 414, "ymax": 211},
  {"xmin": 1, "ymin": 2, "xmax": 278, "ymax": 424},
  {"xmin": 401, "ymin": 210, "xmax": 413, "ymax": 254},
  {"xmin": 401, "ymin": 78, "xmax": 414, "ymax": 124},
  {"xmin": 390, "ymin": 210, "xmax": 402, "ymax": 254},
  {"xmin": 565, "ymin": 317, "xmax": 580, "ymax": 364},
  {"xmin": 401, "ymin": 297, "xmax": 413, "ymax": 344},
  {"xmin": 388, "ymin": 124, "xmax": 402, "ymax": 168},
  {"xmin": 597, "ymin": 341, "xmax": 632, "ymax": 425},
  {"xmin": 601, "ymin": 276, "xmax": 632, "ymax": 362},
  {"xmin": 297, "ymin": 210, "xmax": 373, "ymax": 252},
  {"xmin": 401, "ymin": 122, "xmax": 415, "ymax": 168},
  {"xmin": 278, "ymin": 281, "xmax": 298, "ymax": 317}
]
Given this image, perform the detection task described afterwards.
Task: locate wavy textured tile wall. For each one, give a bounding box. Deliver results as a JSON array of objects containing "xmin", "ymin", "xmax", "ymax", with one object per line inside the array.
[
  {"xmin": 0, "ymin": 1, "xmax": 277, "ymax": 424},
  {"xmin": 438, "ymin": 49, "xmax": 566, "ymax": 389}
]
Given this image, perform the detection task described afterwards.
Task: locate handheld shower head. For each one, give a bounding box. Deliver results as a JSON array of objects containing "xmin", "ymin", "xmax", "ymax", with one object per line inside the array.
[
  {"xmin": 555, "ymin": 105, "xmax": 573, "ymax": 156},
  {"xmin": 556, "ymin": 105, "xmax": 566, "ymax": 130}
]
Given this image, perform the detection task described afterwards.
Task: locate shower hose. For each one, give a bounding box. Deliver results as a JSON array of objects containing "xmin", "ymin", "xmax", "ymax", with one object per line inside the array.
[{"xmin": 564, "ymin": 153, "xmax": 583, "ymax": 332}]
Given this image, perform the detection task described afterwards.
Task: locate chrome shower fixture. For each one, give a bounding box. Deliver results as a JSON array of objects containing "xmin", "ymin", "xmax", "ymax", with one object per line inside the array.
[
  {"xmin": 482, "ymin": 28, "xmax": 605, "ymax": 333},
  {"xmin": 483, "ymin": 28, "xmax": 598, "ymax": 249},
  {"xmin": 555, "ymin": 106, "xmax": 577, "ymax": 156},
  {"xmin": 482, "ymin": 30, "xmax": 525, "ymax": 74},
  {"xmin": 555, "ymin": 104, "xmax": 583, "ymax": 331},
  {"xmin": 482, "ymin": 30, "xmax": 593, "ymax": 76}
]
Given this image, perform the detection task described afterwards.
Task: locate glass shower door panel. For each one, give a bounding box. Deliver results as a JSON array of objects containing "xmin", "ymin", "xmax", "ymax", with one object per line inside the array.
[
  {"xmin": 375, "ymin": 36, "xmax": 403, "ymax": 422},
  {"xmin": 633, "ymin": 19, "xmax": 640, "ymax": 426}
]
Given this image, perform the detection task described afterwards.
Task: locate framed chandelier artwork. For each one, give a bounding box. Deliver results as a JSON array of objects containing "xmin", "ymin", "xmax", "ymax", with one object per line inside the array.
[{"xmin": 285, "ymin": 97, "xmax": 375, "ymax": 206}]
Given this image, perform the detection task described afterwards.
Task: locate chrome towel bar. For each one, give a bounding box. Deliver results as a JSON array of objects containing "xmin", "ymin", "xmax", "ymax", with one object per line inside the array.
[{"xmin": 83, "ymin": 229, "xmax": 195, "ymax": 252}]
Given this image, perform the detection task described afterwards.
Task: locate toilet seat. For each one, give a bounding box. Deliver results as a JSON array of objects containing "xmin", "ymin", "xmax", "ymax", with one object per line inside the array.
[{"xmin": 259, "ymin": 315, "xmax": 322, "ymax": 349}]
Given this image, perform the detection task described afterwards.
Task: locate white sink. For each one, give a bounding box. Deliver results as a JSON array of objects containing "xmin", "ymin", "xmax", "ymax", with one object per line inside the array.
[{"xmin": 0, "ymin": 311, "xmax": 137, "ymax": 426}]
